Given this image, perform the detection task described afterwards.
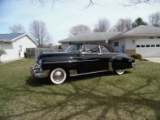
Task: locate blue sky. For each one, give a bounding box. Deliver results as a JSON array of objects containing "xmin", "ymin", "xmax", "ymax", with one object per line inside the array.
[{"xmin": 0, "ymin": 0, "xmax": 159, "ymax": 44}]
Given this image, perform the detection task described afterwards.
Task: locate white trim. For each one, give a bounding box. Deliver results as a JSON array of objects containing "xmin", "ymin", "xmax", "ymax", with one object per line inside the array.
[{"xmin": 11, "ymin": 33, "xmax": 26, "ymax": 41}]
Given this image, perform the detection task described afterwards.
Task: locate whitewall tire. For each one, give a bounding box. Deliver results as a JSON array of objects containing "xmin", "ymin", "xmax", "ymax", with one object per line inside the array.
[
  {"xmin": 115, "ymin": 69, "xmax": 125, "ymax": 75},
  {"xmin": 50, "ymin": 68, "xmax": 67, "ymax": 84}
]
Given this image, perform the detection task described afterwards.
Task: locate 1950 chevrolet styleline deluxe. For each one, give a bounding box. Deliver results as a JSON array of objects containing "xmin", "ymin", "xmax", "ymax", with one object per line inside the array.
[{"xmin": 30, "ymin": 43, "xmax": 136, "ymax": 84}]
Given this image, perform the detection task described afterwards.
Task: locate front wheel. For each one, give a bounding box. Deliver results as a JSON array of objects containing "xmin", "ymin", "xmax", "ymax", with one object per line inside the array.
[
  {"xmin": 50, "ymin": 68, "xmax": 67, "ymax": 84},
  {"xmin": 115, "ymin": 69, "xmax": 125, "ymax": 75}
]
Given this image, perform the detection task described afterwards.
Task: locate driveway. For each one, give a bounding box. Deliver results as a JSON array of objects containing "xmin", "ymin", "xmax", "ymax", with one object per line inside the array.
[{"xmin": 145, "ymin": 57, "xmax": 160, "ymax": 63}]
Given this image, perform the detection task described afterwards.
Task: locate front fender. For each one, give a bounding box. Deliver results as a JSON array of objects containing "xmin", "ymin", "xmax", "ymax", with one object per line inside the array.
[
  {"xmin": 109, "ymin": 55, "xmax": 134, "ymax": 71},
  {"xmin": 41, "ymin": 56, "xmax": 77, "ymax": 70}
]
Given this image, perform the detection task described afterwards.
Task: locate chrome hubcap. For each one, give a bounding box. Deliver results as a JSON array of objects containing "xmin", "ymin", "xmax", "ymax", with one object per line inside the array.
[
  {"xmin": 116, "ymin": 69, "xmax": 124, "ymax": 75},
  {"xmin": 53, "ymin": 70, "xmax": 64, "ymax": 81}
]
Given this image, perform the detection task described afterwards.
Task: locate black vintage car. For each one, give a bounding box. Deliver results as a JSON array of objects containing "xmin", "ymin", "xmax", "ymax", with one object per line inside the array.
[{"xmin": 30, "ymin": 44, "xmax": 136, "ymax": 84}]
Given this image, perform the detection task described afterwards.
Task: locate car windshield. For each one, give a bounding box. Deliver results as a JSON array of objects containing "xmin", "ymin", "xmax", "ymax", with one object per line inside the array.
[{"xmin": 65, "ymin": 44, "xmax": 82, "ymax": 53}]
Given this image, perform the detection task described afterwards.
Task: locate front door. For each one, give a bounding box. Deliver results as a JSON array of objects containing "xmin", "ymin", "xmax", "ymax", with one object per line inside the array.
[{"xmin": 77, "ymin": 45, "xmax": 104, "ymax": 73}]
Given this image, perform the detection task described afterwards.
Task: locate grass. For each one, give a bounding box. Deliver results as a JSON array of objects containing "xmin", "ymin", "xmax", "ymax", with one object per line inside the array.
[{"xmin": 0, "ymin": 59, "xmax": 160, "ymax": 120}]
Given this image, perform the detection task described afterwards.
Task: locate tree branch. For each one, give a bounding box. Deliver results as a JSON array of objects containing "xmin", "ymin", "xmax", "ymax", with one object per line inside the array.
[{"xmin": 124, "ymin": 0, "xmax": 160, "ymax": 6}]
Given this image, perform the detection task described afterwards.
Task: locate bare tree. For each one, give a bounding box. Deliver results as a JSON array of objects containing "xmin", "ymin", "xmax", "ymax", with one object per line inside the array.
[
  {"xmin": 45, "ymin": 33, "xmax": 54, "ymax": 46},
  {"xmin": 9, "ymin": 24, "xmax": 25, "ymax": 33},
  {"xmin": 34, "ymin": 0, "xmax": 96, "ymax": 7},
  {"xmin": 124, "ymin": 0, "xmax": 160, "ymax": 6},
  {"xmin": 69, "ymin": 24, "xmax": 91, "ymax": 36},
  {"xmin": 29, "ymin": 20, "xmax": 52, "ymax": 47},
  {"xmin": 113, "ymin": 18, "xmax": 132, "ymax": 32},
  {"xmin": 93, "ymin": 18, "xmax": 110, "ymax": 32},
  {"xmin": 149, "ymin": 12, "xmax": 160, "ymax": 27},
  {"xmin": 34, "ymin": 0, "xmax": 160, "ymax": 7}
]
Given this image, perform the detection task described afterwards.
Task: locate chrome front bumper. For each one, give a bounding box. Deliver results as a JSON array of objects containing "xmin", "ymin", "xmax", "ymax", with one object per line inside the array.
[
  {"xmin": 30, "ymin": 65, "xmax": 49, "ymax": 78},
  {"xmin": 132, "ymin": 62, "xmax": 136, "ymax": 67}
]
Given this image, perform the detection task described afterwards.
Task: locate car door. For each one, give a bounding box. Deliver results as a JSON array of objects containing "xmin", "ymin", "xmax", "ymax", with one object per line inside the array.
[
  {"xmin": 99, "ymin": 45, "xmax": 112, "ymax": 70},
  {"xmin": 77, "ymin": 44, "xmax": 105, "ymax": 74}
]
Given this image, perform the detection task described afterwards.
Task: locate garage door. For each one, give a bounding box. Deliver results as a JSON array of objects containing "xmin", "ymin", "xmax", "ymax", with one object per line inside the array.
[{"xmin": 136, "ymin": 39, "xmax": 160, "ymax": 58}]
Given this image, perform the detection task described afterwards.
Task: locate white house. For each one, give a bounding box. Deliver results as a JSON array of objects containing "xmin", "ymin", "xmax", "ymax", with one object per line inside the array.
[
  {"xmin": 0, "ymin": 33, "xmax": 37, "ymax": 62},
  {"xmin": 59, "ymin": 25, "xmax": 160, "ymax": 58},
  {"xmin": 109, "ymin": 25, "xmax": 160, "ymax": 58}
]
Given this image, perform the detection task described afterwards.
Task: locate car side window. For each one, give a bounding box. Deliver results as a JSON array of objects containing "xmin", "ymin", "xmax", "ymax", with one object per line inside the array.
[
  {"xmin": 66, "ymin": 45, "xmax": 82, "ymax": 53},
  {"xmin": 82, "ymin": 45, "xmax": 100, "ymax": 54},
  {"xmin": 101, "ymin": 46, "xmax": 109, "ymax": 53}
]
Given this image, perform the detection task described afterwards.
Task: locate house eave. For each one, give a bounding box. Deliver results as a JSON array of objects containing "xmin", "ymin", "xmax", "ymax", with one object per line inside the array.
[
  {"xmin": 11, "ymin": 33, "xmax": 26, "ymax": 41},
  {"xmin": 109, "ymin": 34, "xmax": 160, "ymax": 41},
  {"xmin": 0, "ymin": 40, "xmax": 12, "ymax": 43},
  {"xmin": 59, "ymin": 39, "xmax": 106, "ymax": 43}
]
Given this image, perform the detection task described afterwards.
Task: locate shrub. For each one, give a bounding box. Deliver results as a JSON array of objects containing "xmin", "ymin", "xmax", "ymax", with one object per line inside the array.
[
  {"xmin": 131, "ymin": 53, "xmax": 142, "ymax": 60},
  {"xmin": 0, "ymin": 49, "xmax": 6, "ymax": 56},
  {"xmin": 0, "ymin": 49, "xmax": 6, "ymax": 63}
]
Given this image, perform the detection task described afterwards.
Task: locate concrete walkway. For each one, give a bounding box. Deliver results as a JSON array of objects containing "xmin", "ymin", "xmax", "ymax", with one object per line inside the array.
[{"xmin": 145, "ymin": 58, "xmax": 160, "ymax": 63}]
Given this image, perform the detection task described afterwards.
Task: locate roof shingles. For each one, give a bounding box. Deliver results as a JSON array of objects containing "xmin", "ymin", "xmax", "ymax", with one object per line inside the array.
[
  {"xmin": 0, "ymin": 33, "xmax": 25, "ymax": 41},
  {"xmin": 59, "ymin": 32, "xmax": 121, "ymax": 43},
  {"xmin": 109, "ymin": 25, "xmax": 160, "ymax": 40}
]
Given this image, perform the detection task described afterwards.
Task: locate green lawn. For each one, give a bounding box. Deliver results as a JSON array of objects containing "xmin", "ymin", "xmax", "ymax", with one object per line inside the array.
[{"xmin": 0, "ymin": 59, "xmax": 160, "ymax": 120}]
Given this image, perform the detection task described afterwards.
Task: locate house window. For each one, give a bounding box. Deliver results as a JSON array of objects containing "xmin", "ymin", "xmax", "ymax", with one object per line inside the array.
[
  {"xmin": 156, "ymin": 44, "xmax": 160, "ymax": 47},
  {"xmin": 146, "ymin": 45, "xmax": 150, "ymax": 47},
  {"xmin": 141, "ymin": 45, "xmax": 145, "ymax": 47},
  {"xmin": 151, "ymin": 44, "xmax": 155, "ymax": 47},
  {"xmin": 114, "ymin": 41, "xmax": 119, "ymax": 47},
  {"xmin": 149, "ymin": 37, "xmax": 154, "ymax": 39},
  {"xmin": 136, "ymin": 45, "xmax": 140, "ymax": 48}
]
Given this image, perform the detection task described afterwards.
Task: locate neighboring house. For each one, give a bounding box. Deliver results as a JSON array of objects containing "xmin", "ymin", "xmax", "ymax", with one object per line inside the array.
[
  {"xmin": 0, "ymin": 33, "xmax": 37, "ymax": 62},
  {"xmin": 59, "ymin": 32, "xmax": 121, "ymax": 50},
  {"xmin": 59, "ymin": 25, "xmax": 160, "ymax": 58},
  {"xmin": 109, "ymin": 25, "xmax": 160, "ymax": 58}
]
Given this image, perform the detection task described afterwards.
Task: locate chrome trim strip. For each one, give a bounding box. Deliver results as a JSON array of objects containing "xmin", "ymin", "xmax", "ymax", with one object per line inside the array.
[
  {"xmin": 43, "ymin": 60, "xmax": 77, "ymax": 64},
  {"xmin": 81, "ymin": 53, "xmax": 100, "ymax": 55},
  {"xmin": 70, "ymin": 70, "xmax": 108, "ymax": 77},
  {"xmin": 43, "ymin": 59, "xmax": 99, "ymax": 64},
  {"xmin": 80, "ymin": 59, "xmax": 99, "ymax": 62}
]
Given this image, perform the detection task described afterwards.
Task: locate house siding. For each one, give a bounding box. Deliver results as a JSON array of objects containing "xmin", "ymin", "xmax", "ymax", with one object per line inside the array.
[
  {"xmin": 110, "ymin": 39, "xmax": 125, "ymax": 53},
  {"xmin": 61, "ymin": 43, "xmax": 70, "ymax": 50},
  {"xmin": 0, "ymin": 36, "xmax": 36, "ymax": 62},
  {"xmin": 0, "ymin": 42, "xmax": 19, "ymax": 61},
  {"xmin": 125, "ymin": 38, "xmax": 136, "ymax": 50}
]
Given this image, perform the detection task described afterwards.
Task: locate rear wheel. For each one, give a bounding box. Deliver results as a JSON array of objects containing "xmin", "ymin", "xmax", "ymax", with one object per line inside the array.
[
  {"xmin": 115, "ymin": 69, "xmax": 125, "ymax": 75},
  {"xmin": 50, "ymin": 68, "xmax": 67, "ymax": 84}
]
